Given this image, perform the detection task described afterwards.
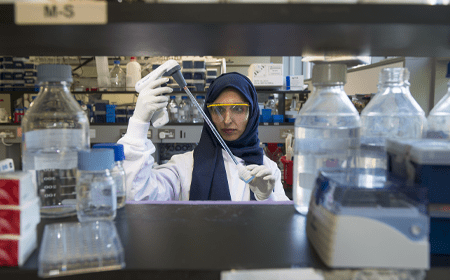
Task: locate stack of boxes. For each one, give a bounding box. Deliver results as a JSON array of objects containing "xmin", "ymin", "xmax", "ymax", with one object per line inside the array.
[
  {"xmin": 0, "ymin": 57, "xmax": 37, "ymax": 92},
  {"xmin": 94, "ymin": 100, "xmax": 109, "ymax": 123},
  {"xmin": 182, "ymin": 58, "xmax": 206, "ymax": 92},
  {"xmin": 0, "ymin": 172, "xmax": 40, "ymax": 267},
  {"xmin": 206, "ymin": 68, "xmax": 218, "ymax": 90},
  {"xmin": 106, "ymin": 104, "xmax": 116, "ymax": 123},
  {"xmin": 115, "ymin": 107, "xmax": 127, "ymax": 123}
]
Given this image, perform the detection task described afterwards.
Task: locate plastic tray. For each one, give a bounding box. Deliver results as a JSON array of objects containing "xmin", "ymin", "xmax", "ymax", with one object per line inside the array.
[{"xmin": 38, "ymin": 221, "xmax": 125, "ymax": 278}]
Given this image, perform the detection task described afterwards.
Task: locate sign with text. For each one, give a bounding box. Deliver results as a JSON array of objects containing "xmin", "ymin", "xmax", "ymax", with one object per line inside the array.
[{"xmin": 15, "ymin": 1, "xmax": 107, "ymax": 25}]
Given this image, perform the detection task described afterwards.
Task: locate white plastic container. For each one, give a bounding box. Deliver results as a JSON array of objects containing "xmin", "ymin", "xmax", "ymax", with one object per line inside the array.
[{"xmin": 126, "ymin": 57, "xmax": 141, "ymax": 90}]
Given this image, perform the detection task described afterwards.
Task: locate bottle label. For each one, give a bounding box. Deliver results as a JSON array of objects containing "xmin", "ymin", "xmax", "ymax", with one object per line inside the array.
[
  {"xmin": 170, "ymin": 108, "xmax": 178, "ymax": 113},
  {"xmin": 25, "ymin": 129, "xmax": 84, "ymax": 150},
  {"xmin": 179, "ymin": 111, "xmax": 185, "ymax": 116}
]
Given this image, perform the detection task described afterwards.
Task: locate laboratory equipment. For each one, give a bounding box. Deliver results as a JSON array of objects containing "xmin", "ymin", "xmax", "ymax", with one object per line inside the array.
[
  {"xmin": 92, "ymin": 143, "xmax": 127, "ymax": 208},
  {"xmin": 164, "ymin": 61, "xmax": 255, "ymax": 184},
  {"xmin": 359, "ymin": 67, "xmax": 427, "ymax": 169},
  {"xmin": 167, "ymin": 96, "xmax": 179, "ymax": 123},
  {"xmin": 95, "ymin": 56, "xmax": 110, "ymax": 90},
  {"xmin": 386, "ymin": 138, "xmax": 450, "ymax": 255},
  {"xmin": 306, "ymin": 168, "xmax": 429, "ymax": 270},
  {"xmin": 192, "ymin": 95, "xmax": 205, "ymax": 123},
  {"xmin": 22, "ymin": 64, "xmax": 90, "ymax": 218},
  {"xmin": 76, "ymin": 149, "xmax": 116, "ymax": 222},
  {"xmin": 178, "ymin": 96, "xmax": 192, "ymax": 123},
  {"xmin": 110, "ymin": 60, "xmax": 126, "ymax": 91},
  {"xmin": 293, "ymin": 63, "xmax": 360, "ymax": 215},
  {"xmin": 38, "ymin": 221, "xmax": 125, "ymax": 277},
  {"xmin": 126, "ymin": 56, "xmax": 141, "ymax": 90},
  {"xmin": 427, "ymin": 62, "xmax": 450, "ymax": 139}
]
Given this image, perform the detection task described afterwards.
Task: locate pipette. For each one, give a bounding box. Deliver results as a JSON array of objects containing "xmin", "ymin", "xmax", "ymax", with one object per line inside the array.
[{"xmin": 165, "ymin": 62, "xmax": 255, "ymax": 184}]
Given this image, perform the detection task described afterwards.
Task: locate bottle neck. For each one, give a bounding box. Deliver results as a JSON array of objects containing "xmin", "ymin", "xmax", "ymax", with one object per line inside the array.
[
  {"xmin": 39, "ymin": 81, "xmax": 72, "ymax": 91},
  {"xmin": 312, "ymin": 83, "xmax": 346, "ymax": 95}
]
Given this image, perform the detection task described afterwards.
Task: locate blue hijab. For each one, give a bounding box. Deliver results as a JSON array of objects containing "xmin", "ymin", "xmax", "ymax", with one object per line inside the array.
[{"xmin": 189, "ymin": 72, "xmax": 264, "ymax": 201}]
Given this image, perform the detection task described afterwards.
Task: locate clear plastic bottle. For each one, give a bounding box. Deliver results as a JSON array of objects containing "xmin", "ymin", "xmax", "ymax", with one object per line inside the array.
[
  {"xmin": 427, "ymin": 62, "xmax": 450, "ymax": 139},
  {"xmin": 293, "ymin": 63, "xmax": 360, "ymax": 215},
  {"xmin": 167, "ymin": 96, "xmax": 179, "ymax": 123},
  {"xmin": 109, "ymin": 60, "xmax": 126, "ymax": 91},
  {"xmin": 126, "ymin": 56, "xmax": 141, "ymax": 90},
  {"xmin": 22, "ymin": 64, "xmax": 90, "ymax": 218},
  {"xmin": 290, "ymin": 95, "xmax": 297, "ymax": 111},
  {"xmin": 76, "ymin": 149, "xmax": 116, "ymax": 222},
  {"xmin": 192, "ymin": 95, "xmax": 205, "ymax": 123},
  {"xmin": 178, "ymin": 96, "xmax": 191, "ymax": 123},
  {"xmin": 359, "ymin": 67, "xmax": 427, "ymax": 169},
  {"xmin": 92, "ymin": 143, "xmax": 127, "ymax": 209},
  {"xmin": 265, "ymin": 95, "xmax": 278, "ymax": 115}
]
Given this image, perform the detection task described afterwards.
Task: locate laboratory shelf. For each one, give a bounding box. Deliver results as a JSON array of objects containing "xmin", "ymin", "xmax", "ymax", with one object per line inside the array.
[{"xmin": 1, "ymin": 3, "xmax": 450, "ymax": 57}]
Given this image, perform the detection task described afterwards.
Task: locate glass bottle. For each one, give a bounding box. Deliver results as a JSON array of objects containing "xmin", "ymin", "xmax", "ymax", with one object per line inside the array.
[
  {"xmin": 92, "ymin": 143, "xmax": 127, "ymax": 209},
  {"xmin": 293, "ymin": 63, "xmax": 360, "ymax": 215},
  {"xmin": 265, "ymin": 95, "xmax": 277, "ymax": 115},
  {"xmin": 178, "ymin": 96, "xmax": 191, "ymax": 123},
  {"xmin": 22, "ymin": 64, "xmax": 90, "ymax": 218},
  {"xmin": 109, "ymin": 60, "xmax": 126, "ymax": 91},
  {"xmin": 167, "ymin": 96, "xmax": 179, "ymax": 123},
  {"xmin": 359, "ymin": 67, "xmax": 427, "ymax": 169},
  {"xmin": 192, "ymin": 95, "xmax": 205, "ymax": 123},
  {"xmin": 76, "ymin": 149, "xmax": 116, "ymax": 222},
  {"xmin": 427, "ymin": 62, "xmax": 450, "ymax": 139}
]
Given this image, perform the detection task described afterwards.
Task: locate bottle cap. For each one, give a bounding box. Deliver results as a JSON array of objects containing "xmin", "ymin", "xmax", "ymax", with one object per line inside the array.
[
  {"xmin": 114, "ymin": 60, "xmax": 120, "ymax": 64},
  {"xmin": 182, "ymin": 96, "xmax": 188, "ymax": 99},
  {"xmin": 130, "ymin": 57, "xmax": 136, "ymax": 61},
  {"xmin": 92, "ymin": 143, "xmax": 125, "ymax": 161},
  {"xmin": 78, "ymin": 149, "xmax": 115, "ymax": 171},
  {"xmin": 170, "ymin": 96, "xmax": 176, "ymax": 99},
  {"xmin": 312, "ymin": 63, "xmax": 346, "ymax": 84},
  {"xmin": 37, "ymin": 64, "xmax": 73, "ymax": 83}
]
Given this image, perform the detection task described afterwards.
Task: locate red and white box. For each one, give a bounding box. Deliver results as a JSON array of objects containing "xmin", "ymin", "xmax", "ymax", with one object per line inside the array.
[
  {"xmin": 0, "ymin": 172, "xmax": 35, "ymax": 206},
  {"xmin": 0, "ymin": 197, "xmax": 40, "ymax": 235},
  {"xmin": 0, "ymin": 228, "xmax": 37, "ymax": 267}
]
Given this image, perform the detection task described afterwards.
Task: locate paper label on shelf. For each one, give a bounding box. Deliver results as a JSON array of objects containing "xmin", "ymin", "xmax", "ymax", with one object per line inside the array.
[
  {"xmin": 90, "ymin": 129, "xmax": 96, "ymax": 139},
  {"xmin": 15, "ymin": 1, "xmax": 107, "ymax": 25}
]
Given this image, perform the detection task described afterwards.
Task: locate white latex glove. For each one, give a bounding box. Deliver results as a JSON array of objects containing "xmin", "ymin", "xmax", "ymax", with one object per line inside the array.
[
  {"xmin": 246, "ymin": 164, "xmax": 276, "ymax": 201},
  {"xmin": 132, "ymin": 63, "xmax": 175, "ymax": 124}
]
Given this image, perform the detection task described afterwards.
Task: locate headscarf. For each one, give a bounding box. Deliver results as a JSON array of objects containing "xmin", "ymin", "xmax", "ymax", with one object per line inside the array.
[{"xmin": 189, "ymin": 72, "xmax": 263, "ymax": 200}]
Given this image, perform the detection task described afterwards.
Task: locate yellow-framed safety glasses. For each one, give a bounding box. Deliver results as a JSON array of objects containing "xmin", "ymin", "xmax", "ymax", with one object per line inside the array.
[{"xmin": 206, "ymin": 103, "xmax": 250, "ymax": 123}]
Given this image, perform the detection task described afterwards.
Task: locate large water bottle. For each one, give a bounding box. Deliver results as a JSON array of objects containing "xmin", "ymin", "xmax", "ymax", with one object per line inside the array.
[
  {"xmin": 192, "ymin": 95, "xmax": 205, "ymax": 123},
  {"xmin": 359, "ymin": 67, "xmax": 427, "ymax": 169},
  {"xmin": 109, "ymin": 60, "xmax": 126, "ymax": 91},
  {"xmin": 293, "ymin": 63, "xmax": 360, "ymax": 215},
  {"xmin": 22, "ymin": 64, "xmax": 90, "ymax": 218},
  {"xmin": 178, "ymin": 96, "xmax": 191, "ymax": 123},
  {"xmin": 167, "ymin": 96, "xmax": 179, "ymax": 123},
  {"xmin": 126, "ymin": 56, "xmax": 141, "ymax": 90},
  {"xmin": 427, "ymin": 62, "xmax": 450, "ymax": 139}
]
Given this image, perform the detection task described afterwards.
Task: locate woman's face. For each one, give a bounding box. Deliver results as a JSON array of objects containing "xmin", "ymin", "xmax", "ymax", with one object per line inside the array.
[{"xmin": 209, "ymin": 88, "xmax": 250, "ymax": 142}]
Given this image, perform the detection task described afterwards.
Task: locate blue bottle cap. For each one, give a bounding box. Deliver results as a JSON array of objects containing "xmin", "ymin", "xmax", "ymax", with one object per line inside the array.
[
  {"xmin": 92, "ymin": 143, "xmax": 125, "ymax": 161},
  {"xmin": 170, "ymin": 96, "xmax": 176, "ymax": 99},
  {"xmin": 182, "ymin": 96, "xmax": 188, "ymax": 99},
  {"xmin": 78, "ymin": 149, "xmax": 115, "ymax": 171},
  {"xmin": 114, "ymin": 60, "xmax": 120, "ymax": 64}
]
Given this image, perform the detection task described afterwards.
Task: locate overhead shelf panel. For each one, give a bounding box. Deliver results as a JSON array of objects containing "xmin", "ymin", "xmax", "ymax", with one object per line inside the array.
[{"xmin": 0, "ymin": 3, "xmax": 450, "ymax": 57}]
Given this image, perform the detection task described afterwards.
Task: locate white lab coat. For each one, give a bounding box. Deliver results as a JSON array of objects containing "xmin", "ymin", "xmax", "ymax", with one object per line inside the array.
[{"xmin": 118, "ymin": 117, "xmax": 290, "ymax": 202}]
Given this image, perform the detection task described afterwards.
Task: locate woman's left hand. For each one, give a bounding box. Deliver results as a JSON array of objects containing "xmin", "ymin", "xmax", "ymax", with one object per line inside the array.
[{"xmin": 246, "ymin": 164, "xmax": 275, "ymax": 200}]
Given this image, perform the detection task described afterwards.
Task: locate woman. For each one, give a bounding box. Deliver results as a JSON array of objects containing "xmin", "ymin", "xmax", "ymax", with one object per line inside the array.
[{"xmin": 118, "ymin": 68, "xmax": 289, "ymax": 201}]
